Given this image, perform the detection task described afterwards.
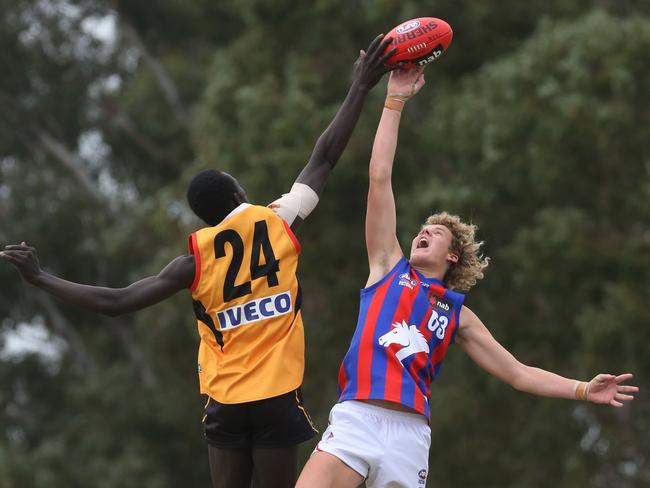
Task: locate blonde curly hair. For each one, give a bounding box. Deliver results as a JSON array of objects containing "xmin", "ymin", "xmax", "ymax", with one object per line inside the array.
[{"xmin": 424, "ymin": 212, "xmax": 490, "ymax": 292}]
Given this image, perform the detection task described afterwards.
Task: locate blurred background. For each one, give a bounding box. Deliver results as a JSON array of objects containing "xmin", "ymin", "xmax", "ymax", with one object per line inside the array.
[{"xmin": 1, "ymin": 0, "xmax": 648, "ymax": 487}]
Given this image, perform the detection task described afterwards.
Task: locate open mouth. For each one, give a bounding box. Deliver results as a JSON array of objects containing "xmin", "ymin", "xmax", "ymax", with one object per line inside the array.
[{"xmin": 416, "ymin": 238, "xmax": 429, "ymax": 249}]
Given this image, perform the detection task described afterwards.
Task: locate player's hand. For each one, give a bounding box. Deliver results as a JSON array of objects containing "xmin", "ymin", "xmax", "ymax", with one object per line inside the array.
[
  {"xmin": 587, "ymin": 373, "xmax": 639, "ymax": 407},
  {"xmin": 0, "ymin": 242, "xmax": 43, "ymax": 285},
  {"xmin": 387, "ymin": 66, "xmax": 425, "ymax": 100},
  {"xmin": 352, "ymin": 34, "xmax": 398, "ymax": 91}
]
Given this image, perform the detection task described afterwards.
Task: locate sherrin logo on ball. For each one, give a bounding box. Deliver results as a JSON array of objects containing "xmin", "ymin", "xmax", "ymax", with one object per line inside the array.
[{"xmin": 383, "ymin": 16, "xmax": 453, "ymax": 69}]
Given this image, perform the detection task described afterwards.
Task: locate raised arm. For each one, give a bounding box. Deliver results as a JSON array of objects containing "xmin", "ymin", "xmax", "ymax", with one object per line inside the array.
[
  {"xmin": 366, "ymin": 68, "xmax": 425, "ymax": 286},
  {"xmin": 1, "ymin": 243, "xmax": 194, "ymax": 316},
  {"xmin": 270, "ymin": 35, "xmax": 396, "ymax": 230},
  {"xmin": 457, "ymin": 305, "xmax": 639, "ymax": 407}
]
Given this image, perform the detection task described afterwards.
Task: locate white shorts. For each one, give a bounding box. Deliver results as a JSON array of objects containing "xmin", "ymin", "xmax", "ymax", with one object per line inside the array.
[{"xmin": 315, "ymin": 400, "xmax": 431, "ymax": 487}]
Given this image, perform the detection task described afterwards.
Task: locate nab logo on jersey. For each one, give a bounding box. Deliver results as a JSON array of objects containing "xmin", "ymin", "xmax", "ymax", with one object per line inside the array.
[
  {"xmin": 429, "ymin": 294, "xmax": 451, "ymax": 313},
  {"xmin": 216, "ymin": 292, "xmax": 292, "ymax": 330}
]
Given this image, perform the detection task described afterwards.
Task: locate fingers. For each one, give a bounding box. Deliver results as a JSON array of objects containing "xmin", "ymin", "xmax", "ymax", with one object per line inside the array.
[
  {"xmin": 367, "ymin": 34, "xmax": 394, "ymax": 66},
  {"xmin": 376, "ymin": 35, "xmax": 393, "ymax": 57},
  {"xmin": 373, "ymin": 35, "xmax": 393, "ymax": 55},
  {"xmin": 615, "ymin": 383, "xmax": 638, "ymax": 404},
  {"xmin": 386, "ymin": 61, "xmax": 406, "ymax": 73},
  {"xmin": 0, "ymin": 251, "xmax": 34, "ymax": 264},
  {"xmin": 0, "ymin": 250, "xmax": 24, "ymax": 264},
  {"xmin": 365, "ymin": 33, "xmax": 385, "ymax": 57},
  {"xmin": 379, "ymin": 47, "xmax": 397, "ymax": 66},
  {"xmin": 610, "ymin": 399, "xmax": 624, "ymax": 408},
  {"xmin": 380, "ymin": 35, "xmax": 393, "ymax": 47},
  {"xmin": 4, "ymin": 244, "xmax": 34, "ymax": 251},
  {"xmin": 615, "ymin": 373, "xmax": 633, "ymax": 383},
  {"xmin": 615, "ymin": 393, "xmax": 635, "ymax": 402},
  {"xmin": 0, "ymin": 250, "xmax": 30, "ymax": 260}
]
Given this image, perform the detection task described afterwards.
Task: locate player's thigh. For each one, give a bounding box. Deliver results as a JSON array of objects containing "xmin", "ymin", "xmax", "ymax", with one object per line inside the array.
[
  {"xmin": 208, "ymin": 445, "xmax": 253, "ymax": 488},
  {"xmin": 296, "ymin": 450, "xmax": 364, "ymax": 488},
  {"xmin": 367, "ymin": 415, "xmax": 431, "ymax": 488},
  {"xmin": 250, "ymin": 446, "xmax": 298, "ymax": 488}
]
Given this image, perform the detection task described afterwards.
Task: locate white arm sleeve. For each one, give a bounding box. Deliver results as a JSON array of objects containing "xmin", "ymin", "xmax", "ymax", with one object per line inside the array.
[{"xmin": 268, "ymin": 183, "xmax": 319, "ymax": 226}]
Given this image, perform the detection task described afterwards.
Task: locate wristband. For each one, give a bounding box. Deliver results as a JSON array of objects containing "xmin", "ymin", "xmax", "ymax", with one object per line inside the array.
[
  {"xmin": 384, "ymin": 97, "xmax": 405, "ymax": 112},
  {"xmin": 387, "ymin": 92, "xmax": 414, "ymax": 102},
  {"xmin": 575, "ymin": 381, "xmax": 590, "ymax": 401}
]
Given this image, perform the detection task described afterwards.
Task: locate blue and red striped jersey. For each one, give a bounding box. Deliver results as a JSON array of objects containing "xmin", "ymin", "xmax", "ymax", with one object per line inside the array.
[{"xmin": 338, "ymin": 257, "xmax": 465, "ymax": 417}]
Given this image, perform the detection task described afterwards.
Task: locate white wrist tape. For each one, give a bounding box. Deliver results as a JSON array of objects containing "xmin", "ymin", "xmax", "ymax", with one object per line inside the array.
[{"xmin": 268, "ymin": 183, "xmax": 319, "ymax": 226}]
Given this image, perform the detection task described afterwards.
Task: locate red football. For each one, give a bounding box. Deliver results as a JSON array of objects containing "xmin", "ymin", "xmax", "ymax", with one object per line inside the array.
[{"xmin": 384, "ymin": 17, "xmax": 453, "ymax": 68}]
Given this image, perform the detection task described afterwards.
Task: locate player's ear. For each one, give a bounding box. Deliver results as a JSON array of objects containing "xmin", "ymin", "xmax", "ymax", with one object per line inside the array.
[{"xmin": 446, "ymin": 253, "xmax": 459, "ymax": 264}]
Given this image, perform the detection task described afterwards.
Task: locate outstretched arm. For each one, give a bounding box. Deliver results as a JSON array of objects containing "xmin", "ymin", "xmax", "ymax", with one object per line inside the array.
[
  {"xmin": 270, "ymin": 34, "xmax": 396, "ymax": 230},
  {"xmin": 1, "ymin": 243, "xmax": 194, "ymax": 317},
  {"xmin": 457, "ymin": 305, "xmax": 639, "ymax": 407},
  {"xmin": 366, "ymin": 68, "xmax": 425, "ymax": 287}
]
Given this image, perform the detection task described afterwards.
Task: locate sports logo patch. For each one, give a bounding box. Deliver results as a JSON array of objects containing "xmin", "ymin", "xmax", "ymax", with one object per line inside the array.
[
  {"xmin": 416, "ymin": 45, "xmax": 444, "ymax": 66},
  {"xmin": 378, "ymin": 321, "xmax": 430, "ymax": 363},
  {"xmin": 216, "ymin": 291, "xmax": 292, "ymax": 330},
  {"xmin": 418, "ymin": 468, "xmax": 428, "ymax": 484},
  {"xmin": 396, "ymin": 20, "xmax": 420, "ymax": 34},
  {"xmin": 398, "ymin": 273, "xmax": 418, "ymax": 289},
  {"xmin": 429, "ymin": 293, "xmax": 451, "ymax": 313}
]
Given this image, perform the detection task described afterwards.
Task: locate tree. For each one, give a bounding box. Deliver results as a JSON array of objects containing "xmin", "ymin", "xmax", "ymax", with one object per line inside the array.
[{"xmin": 2, "ymin": 1, "xmax": 648, "ymax": 486}]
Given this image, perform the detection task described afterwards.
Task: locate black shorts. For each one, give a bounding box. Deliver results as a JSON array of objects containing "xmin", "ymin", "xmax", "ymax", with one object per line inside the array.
[{"xmin": 202, "ymin": 388, "xmax": 318, "ymax": 449}]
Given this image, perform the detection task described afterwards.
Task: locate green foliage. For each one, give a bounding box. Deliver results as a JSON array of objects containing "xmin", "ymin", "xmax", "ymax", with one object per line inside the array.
[{"xmin": 1, "ymin": 1, "xmax": 649, "ymax": 487}]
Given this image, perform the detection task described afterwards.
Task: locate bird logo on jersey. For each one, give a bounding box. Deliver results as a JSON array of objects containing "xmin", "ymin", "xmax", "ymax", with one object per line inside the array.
[{"xmin": 378, "ymin": 321, "xmax": 430, "ymax": 363}]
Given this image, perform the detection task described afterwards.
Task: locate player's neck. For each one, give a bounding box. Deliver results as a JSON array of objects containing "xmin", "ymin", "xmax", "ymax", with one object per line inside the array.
[{"xmin": 411, "ymin": 262, "xmax": 446, "ymax": 282}]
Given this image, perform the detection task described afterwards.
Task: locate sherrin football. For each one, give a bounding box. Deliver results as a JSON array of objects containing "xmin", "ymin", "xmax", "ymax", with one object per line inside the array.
[{"xmin": 384, "ymin": 17, "xmax": 453, "ymax": 68}]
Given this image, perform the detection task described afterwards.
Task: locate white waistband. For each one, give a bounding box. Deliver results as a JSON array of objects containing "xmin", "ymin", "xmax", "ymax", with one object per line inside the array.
[{"xmin": 336, "ymin": 400, "xmax": 428, "ymax": 425}]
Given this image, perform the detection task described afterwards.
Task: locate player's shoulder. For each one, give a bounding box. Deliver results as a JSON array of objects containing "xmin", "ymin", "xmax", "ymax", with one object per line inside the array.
[
  {"xmin": 195, "ymin": 204, "xmax": 277, "ymax": 233},
  {"xmin": 244, "ymin": 203, "xmax": 281, "ymax": 219},
  {"xmin": 237, "ymin": 202, "xmax": 274, "ymax": 215}
]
